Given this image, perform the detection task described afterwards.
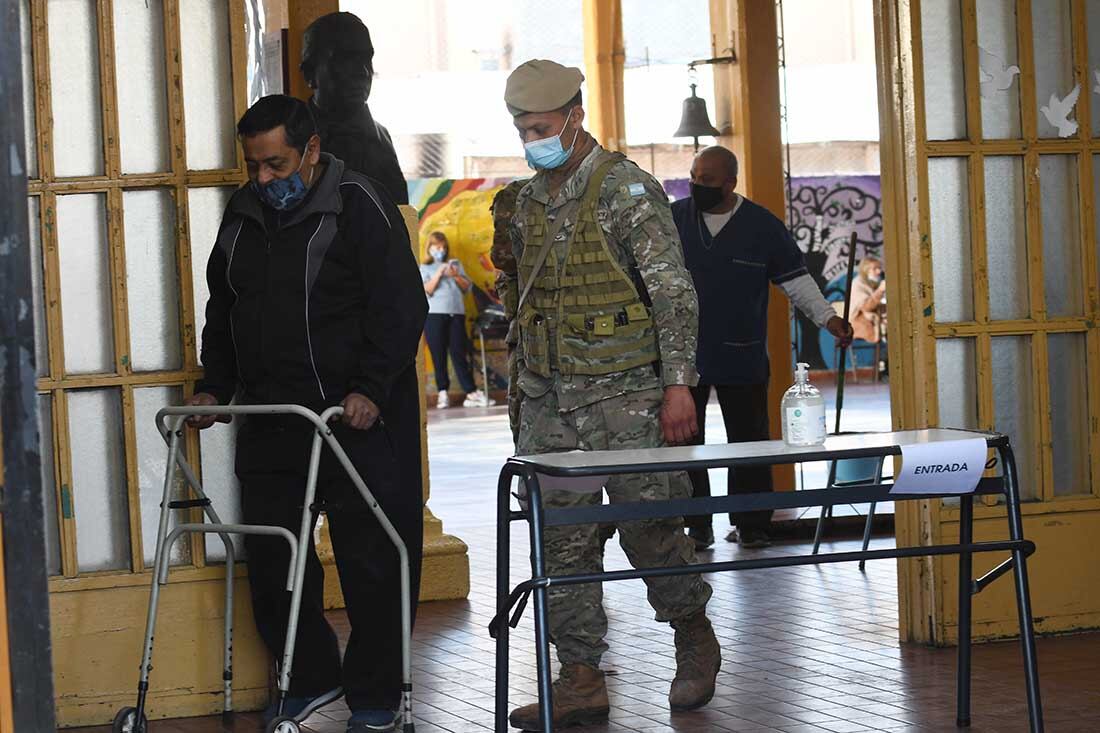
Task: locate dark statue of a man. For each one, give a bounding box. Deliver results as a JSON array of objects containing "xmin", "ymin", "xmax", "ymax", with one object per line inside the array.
[{"xmin": 301, "ymin": 12, "xmax": 408, "ymax": 205}]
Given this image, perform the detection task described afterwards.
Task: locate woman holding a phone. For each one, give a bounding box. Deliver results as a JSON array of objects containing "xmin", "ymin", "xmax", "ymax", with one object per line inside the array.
[{"xmin": 420, "ymin": 231, "xmax": 489, "ymax": 408}]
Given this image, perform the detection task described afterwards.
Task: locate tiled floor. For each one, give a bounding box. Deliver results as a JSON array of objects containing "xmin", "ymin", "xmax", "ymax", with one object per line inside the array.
[{"xmin": 72, "ymin": 385, "xmax": 1100, "ymax": 732}]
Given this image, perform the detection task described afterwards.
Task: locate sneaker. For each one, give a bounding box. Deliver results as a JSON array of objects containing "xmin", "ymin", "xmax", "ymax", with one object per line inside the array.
[
  {"xmin": 463, "ymin": 389, "xmax": 490, "ymax": 407},
  {"xmin": 263, "ymin": 687, "xmax": 343, "ymax": 723},
  {"xmin": 348, "ymin": 709, "xmax": 399, "ymax": 732},
  {"xmin": 436, "ymin": 391, "xmax": 449, "ymax": 409},
  {"xmin": 687, "ymin": 526, "xmax": 714, "ymax": 550},
  {"xmin": 726, "ymin": 528, "xmax": 771, "ymax": 548}
]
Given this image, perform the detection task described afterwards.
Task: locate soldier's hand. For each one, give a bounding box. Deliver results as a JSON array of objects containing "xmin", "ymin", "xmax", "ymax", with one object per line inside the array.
[
  {"xmin": 660, "ymin": 385, "xmax": 698, "ymax": 446},
  {"xmin": 185, "ymin": 392, "xmax": 228, "ymax": 429},
  {"xmin": 341, "ymin": 392, "xmax": 381, "ymax": 431}
]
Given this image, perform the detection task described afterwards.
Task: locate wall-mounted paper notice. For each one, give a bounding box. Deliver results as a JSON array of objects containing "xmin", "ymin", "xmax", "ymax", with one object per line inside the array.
[{"xmin": 890, "ymin": 438, "xmax": 987, "ymax": 495}]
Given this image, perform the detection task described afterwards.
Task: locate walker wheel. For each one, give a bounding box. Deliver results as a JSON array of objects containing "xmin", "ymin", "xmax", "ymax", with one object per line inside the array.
[
  {"xmin": 112, "ymin": 707, "xmax": 148, "ymax": 733},
  {"xmin": 266, "ymin": 716, "xmax": 301, "ymax": 733}
]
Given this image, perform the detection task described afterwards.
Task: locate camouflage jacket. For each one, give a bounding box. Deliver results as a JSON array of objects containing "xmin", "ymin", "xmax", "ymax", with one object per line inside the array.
[
  {"xmin": 509, "ymin": 144, "xmax": 699, "ymax": 412},
  {"xmin": 491, "ymin": 179, "xmax": 528, "ymax": 276},
  {"xmin": 491, "ymin": 180, "xmax": 527, "ymax": 334}
]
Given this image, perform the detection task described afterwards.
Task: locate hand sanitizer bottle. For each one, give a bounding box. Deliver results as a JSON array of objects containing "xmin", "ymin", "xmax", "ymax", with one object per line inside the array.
[{"xmin": 782, "ymin": 363, "xmax": 827, "ymax": 446}]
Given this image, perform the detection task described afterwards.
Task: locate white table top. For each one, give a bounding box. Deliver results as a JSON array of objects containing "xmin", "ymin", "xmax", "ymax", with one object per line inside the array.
[{"xmin": 511, "ymin": 428, "xmax": 1003, "ymax": 475}]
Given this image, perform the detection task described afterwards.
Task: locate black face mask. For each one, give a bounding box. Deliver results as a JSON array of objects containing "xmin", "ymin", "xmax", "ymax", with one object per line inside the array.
[{"xmin": 691, "ymin": 183, "xmax": 726, "ymax": 212}]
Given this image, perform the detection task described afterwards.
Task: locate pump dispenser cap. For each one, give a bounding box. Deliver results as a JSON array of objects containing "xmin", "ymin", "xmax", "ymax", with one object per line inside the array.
[{"xmin": 795, "ymin": 362, "xmax": 810, "ymax": 383}]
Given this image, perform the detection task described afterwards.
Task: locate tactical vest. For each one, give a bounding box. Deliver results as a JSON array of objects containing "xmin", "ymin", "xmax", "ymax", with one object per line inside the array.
[{"xmin": 516, "ymin": 153, "xmax": 659, "ymax": 377}]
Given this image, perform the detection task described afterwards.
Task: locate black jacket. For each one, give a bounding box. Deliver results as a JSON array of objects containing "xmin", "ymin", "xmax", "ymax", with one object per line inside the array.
[
  {"xmin": 310, "ymin": 98, "xmax": 409, "ymax": 205},
  {"xmin": 196, "ymin": 154, "xmax": 427, "ymax": 413}
]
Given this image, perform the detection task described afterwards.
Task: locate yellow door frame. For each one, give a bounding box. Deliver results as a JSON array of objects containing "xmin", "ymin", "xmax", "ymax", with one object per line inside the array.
[
  {"xmin": 707, "ymin": 0, "xmax": 797, "ymax": 490},
  {"xmin": 876, "ymin": 0, "xmax": 1100, "ymax": 644},
  {"xmin": 582, "ymin": 0, "xmax": 627, "ymax": 152},
  {"xmin": 23, "ymin": 0, "xmax": 271, "ymax": 725}
]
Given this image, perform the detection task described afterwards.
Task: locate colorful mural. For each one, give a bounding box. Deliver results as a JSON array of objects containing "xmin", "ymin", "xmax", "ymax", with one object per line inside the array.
[
  {"xmin": 786, "ymin": 175, "xmax": 884, "ymax": 369},
  {"xmin": 407, "ymin": 173, "xmax": 884, "ymax": 393},
  {"xmin": 408, "ymin": 177, "xmax": 515, "ymax": 300}
]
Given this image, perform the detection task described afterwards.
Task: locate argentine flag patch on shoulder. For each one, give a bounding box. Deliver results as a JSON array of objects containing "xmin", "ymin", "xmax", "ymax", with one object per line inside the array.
[{"xmin": 628, "ymin": 182, "xmax": 646, "ymax": 197}]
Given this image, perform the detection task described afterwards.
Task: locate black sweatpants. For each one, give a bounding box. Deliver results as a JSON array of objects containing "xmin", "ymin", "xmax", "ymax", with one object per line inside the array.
[
  {"xmin": 423, "ymin": 313, "xmax": 477, "ymax": 393},
  {"xmin": 235, "ymin": 407, "xmax": 423, "ymax": 710},
  {"xmin": 685, "ymin": 382, "xmax": 774, "ymax": 533}
]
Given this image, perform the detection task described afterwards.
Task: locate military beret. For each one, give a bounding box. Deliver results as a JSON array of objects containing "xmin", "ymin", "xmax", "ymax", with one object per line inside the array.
[{"xmin": 504, "ymin": 60, "xmax": 584, "ymax": 117}]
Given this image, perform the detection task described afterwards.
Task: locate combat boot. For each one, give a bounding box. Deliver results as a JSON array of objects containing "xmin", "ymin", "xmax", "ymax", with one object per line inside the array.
[
  {"xmin": 668, "ymin": 610, "xmax": 721, "ymax": 711},
  {"xmin": 508, "ymin": 663, "xmax": 610, "ymax": 730}
]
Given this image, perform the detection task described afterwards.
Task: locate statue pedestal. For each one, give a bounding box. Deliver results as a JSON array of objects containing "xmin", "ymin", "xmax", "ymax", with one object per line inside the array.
[
  {"xmin": 319, "ymin": 507, "xmax": 470, "ymax": 607},
  {"xmin": 416, "ymin": 507, "xmax": 472, "ymax": 600},
  {"xmin": 321, "ymin": 205, "xmax": 470, "ymax": 607}
]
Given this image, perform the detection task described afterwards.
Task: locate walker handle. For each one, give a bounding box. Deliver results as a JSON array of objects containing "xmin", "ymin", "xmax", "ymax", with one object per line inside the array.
[{"xmin": 155, "ymin": 404, "xmax": 331, "ymax": 438}]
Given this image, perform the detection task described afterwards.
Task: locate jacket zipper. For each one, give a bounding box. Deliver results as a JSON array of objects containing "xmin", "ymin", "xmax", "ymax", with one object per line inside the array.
[
  {"xmin": 304, "ymin": 216, "xmax": 327, "ymax": 401},
  {"xmin": 226, "ymin": 220, "xmax": 247, "ymax": 394},
  {"xmin": 260, "ymin": 234, "xmax": 271, "ymax": 403}
]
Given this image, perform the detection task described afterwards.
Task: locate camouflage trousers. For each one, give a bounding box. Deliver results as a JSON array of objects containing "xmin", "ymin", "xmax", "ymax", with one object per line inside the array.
[
  {"xmin": 507, "ymin": 346, "xmax": 521, "ymax": 447},
  {"xmin": 517, "ymin": 386, "xmax": 713, "ymax": 668}
]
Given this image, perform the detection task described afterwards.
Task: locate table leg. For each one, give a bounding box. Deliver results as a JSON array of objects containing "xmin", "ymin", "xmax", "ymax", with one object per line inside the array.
[
  {"xmin": 1003, "ymin": 447, "xmax": 1044, "ymax": 732},
  {"xmin": 480, "ymin": 328, "xmax": 489, "ymax": 402},
  {"xmin": 525, "ymin": 473, "xmax": 554, "ymax": 733},
  {"xmin": 858, "ymin": 502, "xmax": 876, "ymax": 572},
  {"xmin": 814, "ymin": 461, "xmax": 841, "ymax": 555},
  {"xmin": 859, "ymin": 460, "xmax": 885, "ymax": 572},
  {"xmin": 956, "ymin": 494, "xmax": 973, "ymax": 727},
  {"xmin": 495, "ymin": 469, "xmax": 514, "ymax": 732}
]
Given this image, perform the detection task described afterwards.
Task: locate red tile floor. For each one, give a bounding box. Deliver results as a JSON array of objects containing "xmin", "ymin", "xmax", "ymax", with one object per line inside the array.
[{"xmin": 72, "ymin": 387, "xmax": 1100, "ymax": 732}]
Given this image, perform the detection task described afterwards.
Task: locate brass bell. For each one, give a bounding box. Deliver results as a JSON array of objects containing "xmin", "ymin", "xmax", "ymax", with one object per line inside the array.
[{"xmin": 674, "ymin": 83, "xmax": 721, "ymax": 152}]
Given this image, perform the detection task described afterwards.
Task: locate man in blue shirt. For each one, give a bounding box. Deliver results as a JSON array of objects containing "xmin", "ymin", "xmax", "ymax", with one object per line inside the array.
[{"xmin": 671, "ymin": 146, "xmax": 852, "ymax": 549}]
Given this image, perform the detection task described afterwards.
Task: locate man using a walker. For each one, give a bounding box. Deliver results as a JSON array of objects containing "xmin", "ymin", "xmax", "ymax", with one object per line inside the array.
[{"xmin": 187, "ymin": 94, "xmax": 427, "ymax": 733}]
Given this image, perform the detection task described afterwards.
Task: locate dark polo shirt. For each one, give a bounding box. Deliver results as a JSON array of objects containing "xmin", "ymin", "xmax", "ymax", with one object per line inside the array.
[{"xmin": 671, "ymin": 196, "xmax": 808, "ymax": 385}]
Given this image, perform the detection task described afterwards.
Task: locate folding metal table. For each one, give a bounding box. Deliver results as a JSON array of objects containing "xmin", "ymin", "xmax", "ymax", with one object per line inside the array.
[{"xmin": 490, "ymin": 429, "xmax": 1043, "ymax": 732}]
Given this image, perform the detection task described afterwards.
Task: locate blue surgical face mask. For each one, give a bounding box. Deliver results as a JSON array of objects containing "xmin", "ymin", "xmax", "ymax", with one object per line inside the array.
[
  {"xmin": 431, "ymin": 249, "xmax": 445, "ymax": 262},
  {"xmin": 254, "ymin": 149, "xmax": 314, "ymax": 211},
  {"xmin": 524, "ymin": 110, "xmax": 580, "ymax": 171}
]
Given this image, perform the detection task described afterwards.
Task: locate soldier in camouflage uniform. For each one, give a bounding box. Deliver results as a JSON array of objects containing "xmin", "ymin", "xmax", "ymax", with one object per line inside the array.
[
  {"xmin": 490, "ymin": 179, "xmax": 528, "ymax": 445},
  {"xmin": 502, "ymin": 60, "xmax": 721, "ymax": 731}
]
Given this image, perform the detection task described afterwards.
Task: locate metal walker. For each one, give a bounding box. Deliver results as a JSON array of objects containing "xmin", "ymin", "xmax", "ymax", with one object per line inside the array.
[{"xmin": 112, "ymin": 404, "xmax": 415, "ymax": 733}]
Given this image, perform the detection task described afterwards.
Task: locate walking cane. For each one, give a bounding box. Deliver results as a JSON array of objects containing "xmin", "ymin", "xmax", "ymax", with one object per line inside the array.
[
  {"xmin": 834, "ymin": 232, "xmax": 859, "ymax": 434},
  {"xmin": 815, "ymin": 233, "xmax": 867, "ymax": 558}
]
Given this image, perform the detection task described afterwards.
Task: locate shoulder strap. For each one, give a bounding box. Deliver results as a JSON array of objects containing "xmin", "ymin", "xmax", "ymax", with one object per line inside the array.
[
  {"xmin": 516, "ymin": 152, "xmax": 626, "ymax": 312},
  {"xmin": 580, "ymin": 151, "xmax": 626, "ymax": 210}
]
